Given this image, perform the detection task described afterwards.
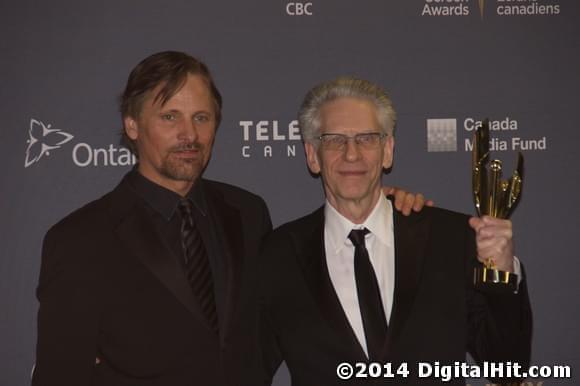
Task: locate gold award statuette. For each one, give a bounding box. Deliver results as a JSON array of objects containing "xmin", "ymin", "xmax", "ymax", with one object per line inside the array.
[{"xmin": 472, "ymin": 119, "xmax": 523, "ymax": 293}]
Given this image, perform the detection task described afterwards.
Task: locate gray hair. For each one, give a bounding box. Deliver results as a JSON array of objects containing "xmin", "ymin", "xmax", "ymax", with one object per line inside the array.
[{"xmin": 298, "ymin": 76, "xmax": 397, "ymax": 143}]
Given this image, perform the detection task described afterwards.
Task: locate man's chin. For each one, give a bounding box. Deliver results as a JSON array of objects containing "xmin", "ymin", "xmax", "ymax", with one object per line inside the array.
[
  {"xmin": 161, "ymin": 163, "xmax": 204, "ymax": 183},
  {"xmin": 334, "ymin": 186, "xmax": 379, "ymax": 203}
]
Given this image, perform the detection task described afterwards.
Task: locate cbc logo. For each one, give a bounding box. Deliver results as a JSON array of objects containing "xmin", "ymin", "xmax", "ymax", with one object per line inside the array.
[{"xmin": 286, "ymin": 2, "xmax": 313, "ymax": 16}]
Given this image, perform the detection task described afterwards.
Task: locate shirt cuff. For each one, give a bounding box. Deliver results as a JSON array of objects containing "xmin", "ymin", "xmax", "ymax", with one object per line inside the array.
[{"xmin": 513, "ymin": 255, "xmax": 522, "ymax": 291}]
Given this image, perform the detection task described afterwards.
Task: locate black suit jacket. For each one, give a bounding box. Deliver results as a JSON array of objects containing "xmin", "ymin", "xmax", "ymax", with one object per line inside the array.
[
  {"xmin": 258, "ymin": 204, "xmax": 532, "ymax": 386},
  {"xmin": 33, "ymin": 174, "xmax": 272, "ymax": 386}
]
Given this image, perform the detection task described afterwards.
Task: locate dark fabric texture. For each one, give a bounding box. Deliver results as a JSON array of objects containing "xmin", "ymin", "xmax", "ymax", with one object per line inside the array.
[
  {"xmin": 258, "ymin": 203, "xmax": 532, "ymax": 386},
  {"xmin": 33, "ymin": 172, "xmax": 272, "ymax": 386}
]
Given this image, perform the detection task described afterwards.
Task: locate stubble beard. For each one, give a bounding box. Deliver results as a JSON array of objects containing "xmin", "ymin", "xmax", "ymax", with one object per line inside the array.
[{"xmin": 160, "ymin": 142, "xmax": 207, "ymax": 183}]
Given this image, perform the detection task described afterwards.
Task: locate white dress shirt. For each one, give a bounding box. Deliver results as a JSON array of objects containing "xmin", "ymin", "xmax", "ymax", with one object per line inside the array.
[
  {"xmin": 324, "ymin": 196, "xmax": 523, "ymax": 357},
  {"xmin": 324, "ymin": 195, "xmax": 394, "ymax": 356}
]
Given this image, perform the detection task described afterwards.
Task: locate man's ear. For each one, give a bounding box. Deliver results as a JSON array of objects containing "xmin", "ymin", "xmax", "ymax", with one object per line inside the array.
[
  {"xmin": 124, "ymin": 116, "xmax": 139, "ymax": 141},
  {"xmin": 304, "ymin": 142, "xmax": 321, "ymax": 174},
  {"xmin": 382, "ymin": 135, "xmax": 395, "ymax": 169}
]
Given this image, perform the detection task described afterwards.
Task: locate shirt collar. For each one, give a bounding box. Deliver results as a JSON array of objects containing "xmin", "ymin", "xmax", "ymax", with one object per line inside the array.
[
  {"xmin": 324, "ymin": 194, "xmax": 393, "ymax": 253},
  {"xmin": 126, "ymin": 168, "xmax": 207, "ymax": 221}
]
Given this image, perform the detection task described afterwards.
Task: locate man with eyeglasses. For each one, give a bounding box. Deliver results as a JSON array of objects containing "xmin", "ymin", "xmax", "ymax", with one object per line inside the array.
[
  {"xmin": 257, "ymin": 77, "xmax": 532, "ymax": 385},
  {"xmin": 32, "ymin": 52, "xmax": 430, "ymax": 386}
]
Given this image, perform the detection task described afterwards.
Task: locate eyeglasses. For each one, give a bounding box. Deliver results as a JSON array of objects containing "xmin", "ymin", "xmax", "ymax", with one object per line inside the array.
[{"xmin": 317, "ymin": 132, "xmax": 387, "ymax": 151}]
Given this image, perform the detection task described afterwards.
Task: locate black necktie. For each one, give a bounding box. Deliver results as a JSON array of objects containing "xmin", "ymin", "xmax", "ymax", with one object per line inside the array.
[
  {"xmin": 348, "ymin": 228, "xmax": 388, "ymax": 360},
  {"xmin": 178, "ymin": 199, "xmax": 218, "ymax": 332}
]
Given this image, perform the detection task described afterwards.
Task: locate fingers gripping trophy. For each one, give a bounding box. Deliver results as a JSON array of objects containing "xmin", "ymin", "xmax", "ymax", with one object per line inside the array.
[{"xmin": 472, "ymin": 119, "xmax": 523, "ymax": 292}]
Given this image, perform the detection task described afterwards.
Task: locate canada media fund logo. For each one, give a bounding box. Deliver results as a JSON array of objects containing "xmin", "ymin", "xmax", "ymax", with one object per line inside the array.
[
  {"xmin": 426, "ymin": 117, "xmax": 547, "ymax": 153},
  {"xmin": 421, "ymin": 0, "xmax": 561, "ymax": 18},
  {"xmin": 24, "ymin": 118, "xmax": 136, "ymax": 168}
]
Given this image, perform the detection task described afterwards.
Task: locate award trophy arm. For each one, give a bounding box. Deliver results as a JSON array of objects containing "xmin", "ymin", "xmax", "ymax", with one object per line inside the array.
[{"xmin": 472, "ymin": 119, "xmax": 523, "ymax": 293}]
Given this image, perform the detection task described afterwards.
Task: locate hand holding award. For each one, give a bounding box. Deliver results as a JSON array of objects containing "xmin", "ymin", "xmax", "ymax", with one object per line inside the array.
[{"xmin": 472, "ymin": 119, "xmax": 523, "ymax": 292}]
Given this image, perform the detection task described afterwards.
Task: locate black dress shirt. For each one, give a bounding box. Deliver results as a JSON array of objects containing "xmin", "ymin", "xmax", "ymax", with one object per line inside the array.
[{"xmin": 126, "ymin": 169, "xmax": 227, "ymax": 326}]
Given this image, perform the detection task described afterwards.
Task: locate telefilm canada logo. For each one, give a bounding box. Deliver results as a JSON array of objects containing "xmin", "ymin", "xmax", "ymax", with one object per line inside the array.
[
  {"xmin": 24, "ymin": 118, "xmax": 136, "ymax": 168},
  {"xmin": 239, "ymin": 119, "xmax": 302, "ymax": 158},
  {"xmin": 426, "ymin": 116, "xmax": 547, "ymax": 153},
  {"xmin": 421, "ymin": 0, "xmax": 561, "ymax": 18}
]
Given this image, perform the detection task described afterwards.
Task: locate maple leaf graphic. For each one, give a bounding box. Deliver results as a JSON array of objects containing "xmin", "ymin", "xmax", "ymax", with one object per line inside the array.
[{"xmin": 24, "ymin": 119, "xmax": 74, "ymax": 167}]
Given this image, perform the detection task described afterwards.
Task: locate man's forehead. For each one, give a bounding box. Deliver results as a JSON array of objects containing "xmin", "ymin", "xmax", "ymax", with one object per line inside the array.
[
  {"xmin": 146, "ymin": 75, "xmax": 212, "ymax": 107},
  {"xmin": 320, "ymin": 97, "xmax": 379, "ymax": 131}
]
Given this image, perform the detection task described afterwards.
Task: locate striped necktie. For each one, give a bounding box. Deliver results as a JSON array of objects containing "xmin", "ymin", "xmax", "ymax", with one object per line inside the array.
[{"xmin": 178, "ymin": 198, "xmax": 218, "ymax": 332}]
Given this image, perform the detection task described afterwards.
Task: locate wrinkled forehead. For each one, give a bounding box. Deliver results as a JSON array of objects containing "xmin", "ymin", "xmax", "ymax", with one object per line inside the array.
[{"xmin": 318, "ymin": 97, "xmax": 380, "ymax": 133}]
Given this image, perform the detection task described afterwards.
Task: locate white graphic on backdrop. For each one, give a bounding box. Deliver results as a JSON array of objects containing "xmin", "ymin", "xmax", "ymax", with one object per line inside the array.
[
  {"xmin": 427, "ymin": 119, "xmax": 458, "ymax": 152},
  {"xmin": 495, "ymin": 0, "xmax": 560, "ymax": 16},
  {"xmin": 23, "ymin": 118, "xmax": 136, "ymax": 168},
  {"xmin": 24, "ymin": 119, "xmax": 74, "ymax": 167},
  {"xmin": 421, "ymin": 0, "xmax": 561, "ymax": 18},
  {"xmin": 240, "ymin": 120, "xmax": 302, "ymax": 158},
  {"xmin": 426, "ymin": 116, "xmax": 547, "ymax": 153},
  {"xmin": 286, "ymin": 2, "xmax": 313, "ymax": 16},
  {"xmin": 421, "ymin": 0, "xmax": 469, "ymax": 17}
]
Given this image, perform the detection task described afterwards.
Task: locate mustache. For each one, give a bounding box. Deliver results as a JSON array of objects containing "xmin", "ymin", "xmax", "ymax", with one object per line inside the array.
[{"xmin": 169, "ymin": 142, "xmax": 204, "ymax": 152}]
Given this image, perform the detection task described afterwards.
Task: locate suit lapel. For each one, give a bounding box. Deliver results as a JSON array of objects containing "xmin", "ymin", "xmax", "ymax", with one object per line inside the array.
[
  {"xmin": 112, "ymin": 192, "xmax": 211, "ymax": 329},
  {"xmin": 297, "ymin": 208, "xmax": 368, "ymax": 361},
  {"xmin": 296, "ymin": 202, "xmax": 432, "ymax": 361},
  {"xmin": 381, "ymin": 207, "xmax": 431, "ymax": 359},
  {"xmin": 204, "ymin": 184, "xmax": 244, "ymax": 342},
  {"xmin": 111, "ymin": 178, "xmax": 245, "ymax": 338}
]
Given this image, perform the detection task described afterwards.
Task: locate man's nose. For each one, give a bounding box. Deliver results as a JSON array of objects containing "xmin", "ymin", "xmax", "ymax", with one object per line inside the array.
[
  {"xmin": 177, "ymin": 119, "xmax": 199, "ymax": 142},
  {"xmin": 343, "ymin": 138, "xmax": 361, "ymax": 162}
]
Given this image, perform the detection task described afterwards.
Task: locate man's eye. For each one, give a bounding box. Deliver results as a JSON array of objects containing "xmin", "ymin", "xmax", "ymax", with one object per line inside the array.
[
  {"xmin": 194, "ymin": 115, "xmax": 210, "ymax": 123},
  {"xmin": 329, "ymin": 136, "xmax": 344, "ymax": 144},
  {"xmin": 161, "ymin": 114, "xmax": 175, "ymax": 121}
]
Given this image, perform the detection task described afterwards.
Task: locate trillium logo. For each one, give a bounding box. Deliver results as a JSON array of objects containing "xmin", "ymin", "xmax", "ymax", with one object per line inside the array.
[
  {"xmin": 24, "ymin": 118, "xmax": 74, "ymax": 167},
  {"xmin": 23, "ymin": 117, "xmax": 136, "ymax": 169}
]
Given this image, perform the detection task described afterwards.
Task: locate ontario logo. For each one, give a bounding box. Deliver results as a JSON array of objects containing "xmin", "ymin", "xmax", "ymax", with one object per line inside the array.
[
  {"xmin": 24, "ymin": 118, "xmax": 136, "ymax": 168},
  {"xmin": 24, "ymin": 118, "xmax": 74, "ymax": 167}
]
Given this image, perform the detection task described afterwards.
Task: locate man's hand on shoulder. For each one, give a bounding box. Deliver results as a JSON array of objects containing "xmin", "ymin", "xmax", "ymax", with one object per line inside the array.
[
  {"xmin": 469, "ymin": 216, "xmax": 515, "ymax": 272},
  {"xmin": 383, "ymin": 186, "xmax": 434, "ymax": 216}
]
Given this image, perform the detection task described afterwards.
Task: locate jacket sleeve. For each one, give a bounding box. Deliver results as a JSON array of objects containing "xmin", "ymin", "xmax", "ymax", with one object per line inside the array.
[
  {"xmin": 465, "ymin": 223, "xmax": 533, "ymax": 383},
  {"xmin": 33, "ymin": 226, "xmax": 100, "ymax": 386},
  {"xmin": 254, "ymin": 232, "xmax": 285, "ymax": 386}
]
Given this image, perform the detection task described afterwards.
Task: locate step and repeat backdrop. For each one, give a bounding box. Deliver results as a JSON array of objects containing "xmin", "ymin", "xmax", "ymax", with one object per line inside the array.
[{"xmin": 1, "ymin": 1, "xmax": 578, "ymax": 385}]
